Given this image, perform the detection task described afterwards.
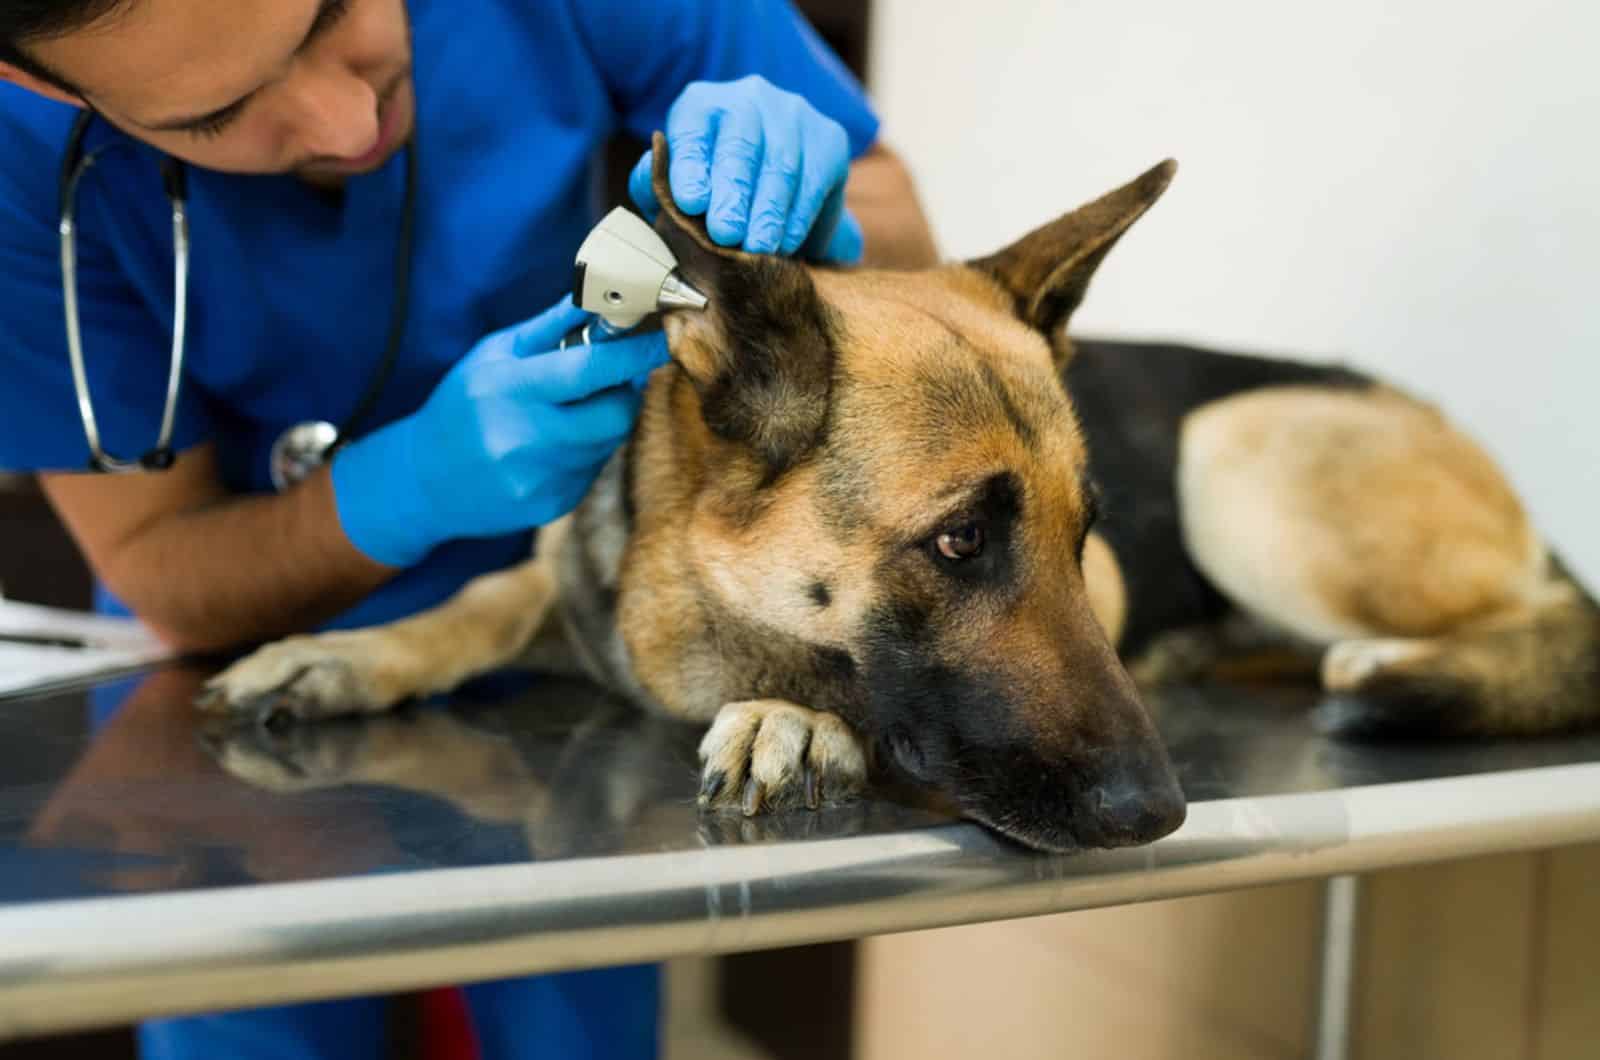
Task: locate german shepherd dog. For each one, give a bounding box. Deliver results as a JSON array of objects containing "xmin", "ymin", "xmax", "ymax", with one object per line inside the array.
[{"xmin": 202, "ymin": 136, "xmax": 1600, "ymax": 853}]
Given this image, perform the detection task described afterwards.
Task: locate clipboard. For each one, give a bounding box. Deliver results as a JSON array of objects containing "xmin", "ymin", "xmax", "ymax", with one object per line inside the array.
[{"xmin": 0, "ymin": 598, "xmax": 174, "ymax": 699}]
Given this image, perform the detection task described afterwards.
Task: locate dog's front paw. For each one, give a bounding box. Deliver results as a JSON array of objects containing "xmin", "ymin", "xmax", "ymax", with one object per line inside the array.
[
  {"xmin": 697, "ymin": 699, "xmax": 867, "ymax": 816},
  {"xmin": 198, "ymin": 632, "xmax": 413, "ymax": 722}
]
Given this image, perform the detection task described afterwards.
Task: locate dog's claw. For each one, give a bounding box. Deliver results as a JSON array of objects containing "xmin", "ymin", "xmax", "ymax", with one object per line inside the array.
[
  {"xmin": 698, "ymin": 700, "xmax": 867, "ymax": 817},
  {"xmin": 741, "ymin": 776, "xmax": 764, "ymax": 816},
  {"xmin": 699, "ymin": 769, "xmax": 727, "ymax": 805}
]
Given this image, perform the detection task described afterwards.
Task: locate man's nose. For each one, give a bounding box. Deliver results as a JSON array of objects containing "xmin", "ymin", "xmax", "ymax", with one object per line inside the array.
[{"xmin": 283, "ymin": 61, "xmax": 380, "ymax": 161}]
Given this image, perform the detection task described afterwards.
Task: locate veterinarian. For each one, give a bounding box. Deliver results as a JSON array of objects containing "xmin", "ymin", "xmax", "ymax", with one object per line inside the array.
[{"xmin": 0, "ymin": 0, "xmax": 937, "ymax": 1056}]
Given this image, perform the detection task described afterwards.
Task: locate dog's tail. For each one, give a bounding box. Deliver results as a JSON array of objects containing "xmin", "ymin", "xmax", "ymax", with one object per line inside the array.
[{"xmin": 1316, "ymin": 558, "xmax": 1600, "ymax": 738}]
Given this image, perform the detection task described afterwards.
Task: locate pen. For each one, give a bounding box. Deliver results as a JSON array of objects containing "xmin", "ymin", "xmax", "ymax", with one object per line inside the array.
[{"xmin": 0, "ymin": 631, "xmax": 96, "ymax": 650}]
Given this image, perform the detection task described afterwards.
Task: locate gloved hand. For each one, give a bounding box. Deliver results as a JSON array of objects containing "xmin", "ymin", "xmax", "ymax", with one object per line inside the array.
[
  {"xmin": 331, "ymin": 297, "xmax": 670, "ymax": 568},
  {"xmin": 628, "ymin": 74, "xmax": 864, "ymax": 264}
]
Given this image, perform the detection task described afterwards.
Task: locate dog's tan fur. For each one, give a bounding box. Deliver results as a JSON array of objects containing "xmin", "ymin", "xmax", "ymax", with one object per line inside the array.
[{"xmin": 203, "ymin": 137, "xmax": 1599, "ymax": 850}]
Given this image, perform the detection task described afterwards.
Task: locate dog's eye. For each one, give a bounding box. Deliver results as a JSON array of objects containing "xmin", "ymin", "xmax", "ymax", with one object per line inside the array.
[{"xmin": 934, "ymin": 523, "xmax": 985, "ymax": 561}]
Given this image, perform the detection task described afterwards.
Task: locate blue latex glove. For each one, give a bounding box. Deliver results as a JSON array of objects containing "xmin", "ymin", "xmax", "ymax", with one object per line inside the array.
[
  {"xmin": 628, "ymin": 74, "xmax": 864, "ymax": 264},
  {"xmin": 331, "ymin": 298, "xmax": 670, "ymax": 568}
]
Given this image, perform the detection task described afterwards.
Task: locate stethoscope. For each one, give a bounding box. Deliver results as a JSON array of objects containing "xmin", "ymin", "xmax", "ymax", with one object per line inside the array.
[{"xmin": 58, "ymin": 110, "xmax": 416, "ymax": 491}]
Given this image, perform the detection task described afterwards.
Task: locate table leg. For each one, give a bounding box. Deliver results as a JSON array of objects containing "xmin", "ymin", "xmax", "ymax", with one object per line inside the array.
[{"xmin": 1314, "ymin": 873, "xmax": 1361, "ymax": 1060}]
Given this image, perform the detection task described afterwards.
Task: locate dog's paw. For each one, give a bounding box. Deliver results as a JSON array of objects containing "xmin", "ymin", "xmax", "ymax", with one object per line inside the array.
[
  {"xmin": 1321, "ymin": 638, "xmax": 1435, "ymax": 692},
  {"xmin": 198, "ymin": 632, "xmax": 413, "ymax": 722},
  {"xmin": 1314, "ymin": 637, "xmax": 1459, "ymax": 738},
  {"xmin": 697, "ymin": 699, "xmax": 867, "ymax": 816}
]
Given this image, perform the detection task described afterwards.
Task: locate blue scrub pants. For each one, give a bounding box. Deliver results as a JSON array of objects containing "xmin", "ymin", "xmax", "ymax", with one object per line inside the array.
[{"xmin": 138, "ymin": 964, "xmax": 660, "ymax": 1060}]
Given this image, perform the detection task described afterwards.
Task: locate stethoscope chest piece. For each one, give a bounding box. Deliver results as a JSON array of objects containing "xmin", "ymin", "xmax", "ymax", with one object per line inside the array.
[{"xmin": 269, "ymin": 420, "xmax": 340, "ymax": 492}]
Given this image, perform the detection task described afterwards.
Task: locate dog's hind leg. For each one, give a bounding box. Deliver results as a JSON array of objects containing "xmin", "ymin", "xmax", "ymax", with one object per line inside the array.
[
  {"xmin": 199, "ymin": 518, "xmax": 573, "ymax": 720},
  {"xmin": 1176, "ymin": 384, "xmax": 1600, "ymax": 736}
]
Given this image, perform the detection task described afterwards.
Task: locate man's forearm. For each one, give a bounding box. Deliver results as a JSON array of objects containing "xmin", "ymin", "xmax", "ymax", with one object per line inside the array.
[
  {"xmin": 847, "ymin": 143, "xmax": 940, "ymax": 270},
  {"xmin": 117, "ymin": 466, "xmax": 394, "ymax": 650},
  {"xmin": 43, "ymin": 449, "xmax": 395, "ymax": 652}
]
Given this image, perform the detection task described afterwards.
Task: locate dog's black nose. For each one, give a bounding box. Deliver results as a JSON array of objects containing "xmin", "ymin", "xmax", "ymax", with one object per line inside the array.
[
  {"xmin": 1082, "ymin": 746, "xmax": 1187, "ymax": 846},
  {"xmin": 1088, "ymin": 774, "xmax": 1186, "ymax": 846}
]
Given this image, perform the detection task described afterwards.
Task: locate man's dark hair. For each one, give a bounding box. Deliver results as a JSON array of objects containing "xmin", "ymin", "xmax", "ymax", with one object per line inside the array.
[{"xmin": 0, "ymin": 0, "xmax": 131, "ymax": 95}]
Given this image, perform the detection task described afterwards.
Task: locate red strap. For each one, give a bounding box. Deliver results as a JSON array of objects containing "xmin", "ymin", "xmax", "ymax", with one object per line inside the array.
[{"xmin": 418, "ymin": 987, "xmax": 480, "ymax": 1060}]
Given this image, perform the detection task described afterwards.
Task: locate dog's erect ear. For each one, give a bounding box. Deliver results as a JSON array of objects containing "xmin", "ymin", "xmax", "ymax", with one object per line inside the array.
[
  {"xmin": 970, "ymin": 159, "xmax": 1176, "ymax": 355},
  {"xmin": 647, "ymin": 132, "xmax": 836, "ymax": 473}
]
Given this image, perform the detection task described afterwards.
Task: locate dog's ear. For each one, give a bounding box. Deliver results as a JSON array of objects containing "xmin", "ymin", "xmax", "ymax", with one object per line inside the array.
[
  {"xmin": 969, "ymin": 159, "xmax": 1176, "ymax": 361},
  {"xmin": 647, "ymin": 132, "xmax": 836, "ymax": 473}
]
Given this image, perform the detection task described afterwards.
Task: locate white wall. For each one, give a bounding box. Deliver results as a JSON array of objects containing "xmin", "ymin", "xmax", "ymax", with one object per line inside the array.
[{"xmin": 869, "ymin": 0, "xmax": 1599, "ymax": 587}]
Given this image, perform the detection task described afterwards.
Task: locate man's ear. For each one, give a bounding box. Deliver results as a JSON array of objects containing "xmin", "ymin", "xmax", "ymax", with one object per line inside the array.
[
  {"xmin": 646, "ymin": 131, "xmax": 837, "ymax": 473},
  {"xmin": 0, "ymin": 61, "xmax": 85, "ymax": 108},
  {"xmin": 969, "ymin": 159, "xmax": 1176, "ymax": 363}
]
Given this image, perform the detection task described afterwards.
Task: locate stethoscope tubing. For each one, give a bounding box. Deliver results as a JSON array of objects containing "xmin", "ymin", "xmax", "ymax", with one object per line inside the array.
[
  {"xmin": 59, "ymin": 110, "xmax": 187, "ymax": 472},
  {"xmin": 56, "ymin": 111, "xmax": 415, "ymax": 486}
]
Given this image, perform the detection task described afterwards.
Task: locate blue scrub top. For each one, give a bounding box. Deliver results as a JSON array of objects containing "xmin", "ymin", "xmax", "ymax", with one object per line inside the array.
[{"xmin": 0, "ymin": 0, "xmax": 878, "ymax": 628}]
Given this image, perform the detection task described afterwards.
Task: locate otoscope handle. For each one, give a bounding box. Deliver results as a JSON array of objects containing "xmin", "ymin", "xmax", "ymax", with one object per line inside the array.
[{"xmin": 558, "ymin": 316, "xmax": 634, "ymax": 351}]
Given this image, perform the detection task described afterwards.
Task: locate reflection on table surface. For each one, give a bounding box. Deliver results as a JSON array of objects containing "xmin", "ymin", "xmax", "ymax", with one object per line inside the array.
[{"xmin": 3, "ymin": 663, "xmax": 1599, "ymax": 905}]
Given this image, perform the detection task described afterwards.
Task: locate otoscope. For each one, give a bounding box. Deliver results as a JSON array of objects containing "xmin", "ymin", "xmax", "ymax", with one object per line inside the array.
[{"xmin": 560, "ymin": 207, "xmax": 708, "ymax": 349}]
